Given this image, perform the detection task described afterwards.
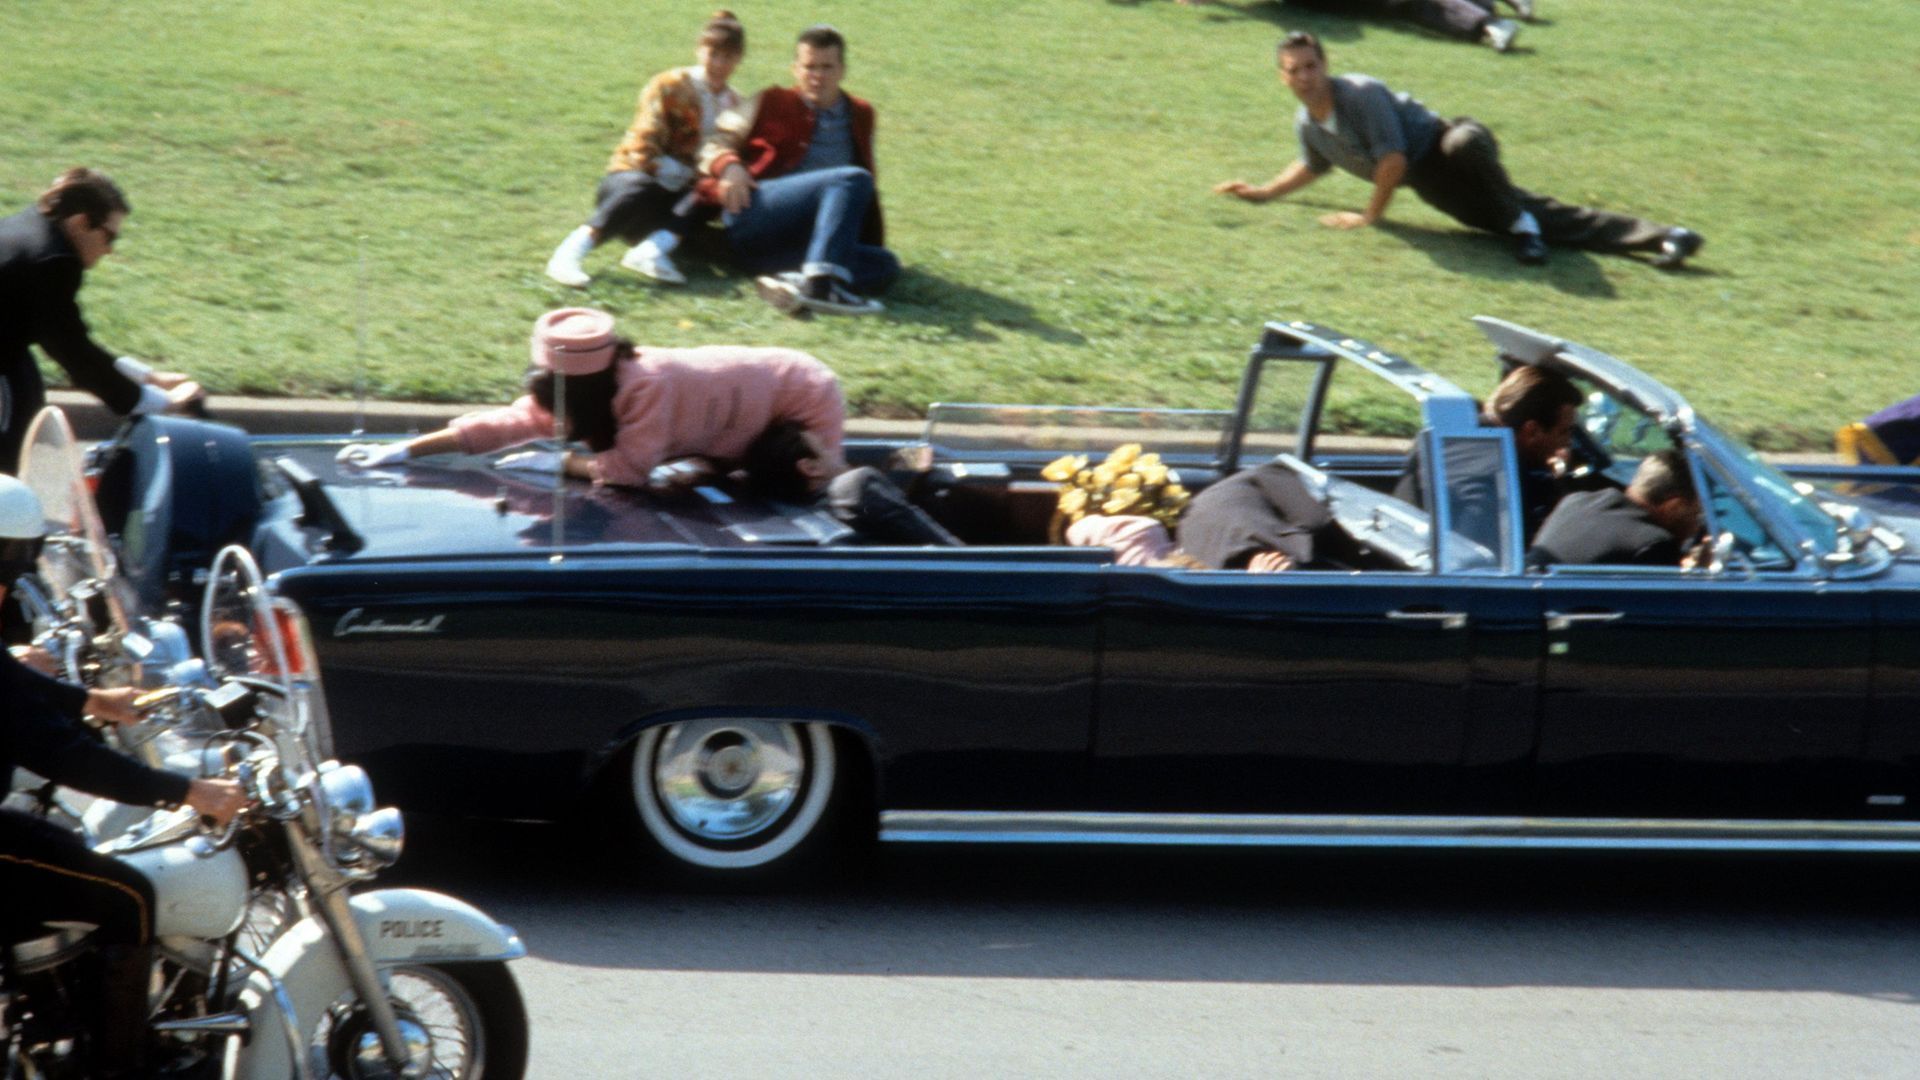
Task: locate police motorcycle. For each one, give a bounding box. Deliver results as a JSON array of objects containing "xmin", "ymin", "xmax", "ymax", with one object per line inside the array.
[
  {"xmin": 4, "ymin": 411, "xmax": 530, "ymax": 1079},
  {"xmin": 3, "ymin": 408, "xmax": 195, "ymax": 844}
]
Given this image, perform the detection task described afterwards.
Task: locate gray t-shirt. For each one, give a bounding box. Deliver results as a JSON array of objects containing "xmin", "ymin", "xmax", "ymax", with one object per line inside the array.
[{"xmin": 1296, "ymin": 74, "xmax": 1443, "ymax": 179}]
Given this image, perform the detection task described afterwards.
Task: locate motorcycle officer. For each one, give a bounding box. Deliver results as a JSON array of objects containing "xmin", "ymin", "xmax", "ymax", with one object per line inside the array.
[{"xmin": 0, "ymin": 474, "xmax": 247, "ymax": 1078}]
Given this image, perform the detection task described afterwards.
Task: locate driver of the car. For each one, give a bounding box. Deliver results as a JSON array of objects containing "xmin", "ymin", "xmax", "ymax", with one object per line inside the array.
[
  {"xmin": 1394, "ymin": 364, "xmax": 1583, "ymax": 542},
  {"xmin": 0, "ymin": 474, "xmax": 245, "ymax": 1079}
]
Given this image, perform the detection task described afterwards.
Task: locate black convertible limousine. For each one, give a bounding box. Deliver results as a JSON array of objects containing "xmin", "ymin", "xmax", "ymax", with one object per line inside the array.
[{"xmin": 74, "ymin": 316, "xmax": 1920, "ymax": 875}]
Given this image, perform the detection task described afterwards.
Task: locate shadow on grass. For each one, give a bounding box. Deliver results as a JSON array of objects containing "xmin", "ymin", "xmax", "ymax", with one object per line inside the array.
[
  {"xmin": 880, "ymin": 266, "xmax": 1089, "ymax": 346},
  {"xmin": 1375, "ymin": 220, "xmax": 1618, "ymax": 298},
  {"xmin": 576, "ymin": 238, "xmax": 1085, "ymax": 347}
]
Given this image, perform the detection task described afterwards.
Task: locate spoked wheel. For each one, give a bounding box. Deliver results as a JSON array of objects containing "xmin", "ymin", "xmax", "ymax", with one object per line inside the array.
[
  {"xmin": 629, "ymin": 718, "xmax": 840, "ymax": 874},
  {"xmin": 317, "ymin": 962, "xmax": 527, "ymax": 1080}
]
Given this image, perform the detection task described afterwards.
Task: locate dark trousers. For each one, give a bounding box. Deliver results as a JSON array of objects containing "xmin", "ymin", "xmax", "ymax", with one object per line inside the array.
[
  {"xmin": 1407, "ymin": 119, "xmax": 1673, "ymax": 252},
  {"xmin": 0, "ymin": 809, "xmax": 153, "ymax": 946},
  {"xmin": 0, "ymin": 350, "xmax": 46, "ymax": 476},
  {"xmin": 1, "ymin": 808, "xmax": 156, "ymax": 1075},
  {"xmin": 1290, "ymin": 0, "xmax": 1494, "ymax": 40},
  {"xmin": 827, "ymin": 467, "xmax": 961, "ymax": 546},
  {"xmin": 587, "ymin": 170, "xmax": 690, "ymax": 246}
]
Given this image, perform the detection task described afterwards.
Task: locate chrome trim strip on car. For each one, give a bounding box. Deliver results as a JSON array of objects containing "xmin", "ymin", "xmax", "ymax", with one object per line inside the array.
[{"xmin": 879, "ymin": 812, "xmax": 1920, "ymax": 852}]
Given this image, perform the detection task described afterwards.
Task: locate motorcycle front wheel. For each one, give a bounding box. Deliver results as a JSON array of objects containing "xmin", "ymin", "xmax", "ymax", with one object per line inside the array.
[{"xmin": 314, "ymin": 961, "xmax": 527, "ymax": 1080}]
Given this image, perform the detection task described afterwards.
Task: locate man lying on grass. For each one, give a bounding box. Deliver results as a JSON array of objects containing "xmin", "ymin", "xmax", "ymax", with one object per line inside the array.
[{"xmin": 1215, "ymin": 31, "xmax": 1704, "ymax": 270}]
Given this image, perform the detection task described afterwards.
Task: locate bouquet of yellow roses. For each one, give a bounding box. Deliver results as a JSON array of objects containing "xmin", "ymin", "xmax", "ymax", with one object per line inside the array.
[{"xmin": 1042, "ymin": 443, "xmax": 1191, "ymax": 542}]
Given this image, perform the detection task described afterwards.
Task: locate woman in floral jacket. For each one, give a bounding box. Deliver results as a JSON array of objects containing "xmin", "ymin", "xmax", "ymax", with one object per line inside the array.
[{"xmin": 544, "ymin": 11, "xmax": 744, "ymax": 288}]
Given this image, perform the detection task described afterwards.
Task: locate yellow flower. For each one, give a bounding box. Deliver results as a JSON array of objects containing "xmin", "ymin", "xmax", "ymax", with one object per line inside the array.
[
  {"xmin": 1090, "ymin": 464, "xmax": 1120, "ymax": 487},
  {"xmin": 1102, "ymin": 489, "xmax": 1142, "ymax": 514},
  {"xmin": 1105, "ymin": 443, "xmax": 1142, "ymax": 469},
  {"xmin": 1114, "ymin": 473, "xmax": 1143, "ymax": 489},
  {"xmin": 1135, "ymin": 452, "xmax": 1161, "ymax": 469},
  {"xmin": 1059, "ymin": 488, "xmax": 1089, "ymax": 515},
  {"xmin": 1134, "ymin": 463, "xmax": 1168, "ymax": 487},
  {"xmin": 1042, "ymin": 455, "xmax": 1087, "ymax": 482}
]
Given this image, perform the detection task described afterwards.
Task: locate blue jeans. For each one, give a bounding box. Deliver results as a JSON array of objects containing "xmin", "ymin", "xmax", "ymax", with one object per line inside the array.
[{"xmin": 724, "ymin": 165, "xmax": 900, "ymax": 294}]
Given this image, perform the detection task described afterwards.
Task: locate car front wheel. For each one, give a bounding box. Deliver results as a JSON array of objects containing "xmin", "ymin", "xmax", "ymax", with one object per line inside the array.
[{"xmin": 627, "ymin": 718, "xmax": 839, "ymax": 873}]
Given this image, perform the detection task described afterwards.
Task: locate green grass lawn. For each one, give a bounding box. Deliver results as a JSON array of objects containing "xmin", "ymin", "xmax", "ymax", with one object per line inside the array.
[{"xmin": 3, "ymin": 0, "xmax": 1914, "ymax": 447}]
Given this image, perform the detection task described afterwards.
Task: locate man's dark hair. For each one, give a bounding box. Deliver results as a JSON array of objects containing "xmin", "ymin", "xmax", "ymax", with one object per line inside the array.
[
  {"xmin": 742, "ymin": 419, "xmax": 818, "ymax": 502},
  {"xmin": 524, "ymin": 341, "xmax": 631, "ymax": 452},
  {"xmin": 1484, "ymin": 366, "xmax": 1582, "ymax": 433},
  {"xmin": 1629, "ymin": 449, "xmax": 1696, "ymax": 506},
  {"xmin": 796, "ymin": 23, "xmax": 845, "ymax": 59},
  {"xmin": 1278, "ymin": 30, "xmax": 1324, "ymax": 60},
  {"xmin": 36, "ymin": 168, "xmax": 129, "ymax": 227}
]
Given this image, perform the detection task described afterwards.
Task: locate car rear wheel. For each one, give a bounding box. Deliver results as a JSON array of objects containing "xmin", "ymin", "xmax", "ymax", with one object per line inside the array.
[{"xmin": 628, "ymin": 718, "xmax": 839, "ymax": 873}]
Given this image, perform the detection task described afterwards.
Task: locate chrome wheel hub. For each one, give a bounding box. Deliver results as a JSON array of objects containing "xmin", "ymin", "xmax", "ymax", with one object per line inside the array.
[{"xmin": 652, "ymin": 719, "xmax": 807, "ymax": 841}]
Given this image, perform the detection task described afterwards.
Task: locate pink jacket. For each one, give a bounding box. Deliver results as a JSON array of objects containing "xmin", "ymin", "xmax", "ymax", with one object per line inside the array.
[{"xmin": 449, "ymin": 346, "xmax": 844, "ymax": 488}]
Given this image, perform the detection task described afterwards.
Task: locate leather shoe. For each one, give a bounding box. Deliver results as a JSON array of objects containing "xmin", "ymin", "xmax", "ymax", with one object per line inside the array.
[
  {"xmin": 1653, "ymin": 227, "xmax": 1704, "ymax": 270},
  {"xmin": 1512, "ymin": 232, "xmax": 1549, "ymax": 265}
]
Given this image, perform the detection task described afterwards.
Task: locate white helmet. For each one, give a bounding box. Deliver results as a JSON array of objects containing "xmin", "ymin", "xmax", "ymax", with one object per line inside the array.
[{"xmin": 0, "ymin": 475, "xmax": 48, "ymax": 570}]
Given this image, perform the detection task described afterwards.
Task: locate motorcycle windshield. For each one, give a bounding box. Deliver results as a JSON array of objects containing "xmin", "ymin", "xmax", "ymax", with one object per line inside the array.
[
  {"xmin": 17, "ymin": 406, "xmax": 129, "ymax": 634},
  {"xmin": 200, "ymin": 545, "xmax": 293, "ymax": 694}
]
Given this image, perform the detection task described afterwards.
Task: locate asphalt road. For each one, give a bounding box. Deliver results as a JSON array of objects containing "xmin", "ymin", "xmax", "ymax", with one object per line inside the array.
[{"xmin": 384, "ymin": 819, "xmax": 1920, "ymax": 1080}]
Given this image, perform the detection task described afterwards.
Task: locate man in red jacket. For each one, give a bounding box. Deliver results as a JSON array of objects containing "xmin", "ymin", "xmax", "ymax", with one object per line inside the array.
[{"xmin": 702, "ymin": 24, "xmax": 899, "ymax": 316}]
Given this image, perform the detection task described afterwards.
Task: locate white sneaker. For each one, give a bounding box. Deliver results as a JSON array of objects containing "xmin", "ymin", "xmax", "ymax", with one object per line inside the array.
[
  {"xmin": 1483, "ymin": 18, "xmax": 1519, "ymax": 52},
  {"xmin": 544, "ymin": 226, "xmax": 593, "ymax": 287},
  {"xmin": 1504, "ymin": 0, "xmax": 1535, "ymax": 21},
  {"xmin": 755, "ymin": 273, "xmax": 806, "ymax": 315},
  {"xmin": 621, "ymin": 242, "xmax": 686, "ymax": 285}
]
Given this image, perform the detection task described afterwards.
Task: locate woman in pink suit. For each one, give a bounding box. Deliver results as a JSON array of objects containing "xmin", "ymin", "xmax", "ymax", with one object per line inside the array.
[{"xmin": 339, "ymin": 307, "xmax": 845, "ymax": 493}]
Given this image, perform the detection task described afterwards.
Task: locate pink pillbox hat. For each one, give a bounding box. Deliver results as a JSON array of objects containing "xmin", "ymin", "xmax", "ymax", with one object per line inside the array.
[{"xmin": 531, "ymin": 307, "xmax": 618, "ymax": 375}]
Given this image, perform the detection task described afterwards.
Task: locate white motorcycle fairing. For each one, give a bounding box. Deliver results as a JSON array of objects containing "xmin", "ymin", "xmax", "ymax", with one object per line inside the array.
[{"xmin": 231, "ymin": 887, "xmax": 526, "ymax": 1078}]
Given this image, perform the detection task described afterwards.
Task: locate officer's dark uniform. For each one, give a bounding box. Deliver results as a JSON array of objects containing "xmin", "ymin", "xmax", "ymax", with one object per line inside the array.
[
  {"xmin": 1, "ymin": 647, "xmax": 190, "ymax": 1075},
  {"xmin": 0, "ymin": 206, "xmax": 144, "ymax": 473}
]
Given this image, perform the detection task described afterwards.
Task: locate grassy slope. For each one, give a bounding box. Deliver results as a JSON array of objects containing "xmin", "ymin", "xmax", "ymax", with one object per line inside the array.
[{"xmin": 1, "ymin": 0, "xmax": 1914, "ymax": 446}]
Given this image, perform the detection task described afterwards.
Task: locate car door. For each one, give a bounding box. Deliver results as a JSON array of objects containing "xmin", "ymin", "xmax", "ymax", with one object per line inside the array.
[
  {"xmin": 1531, "ymin": 570, "xmax": 1873, "ymax": 819},
  {"xmin": 1092, "ymin": 430, "xmax": 1540, "ymax": 816}
]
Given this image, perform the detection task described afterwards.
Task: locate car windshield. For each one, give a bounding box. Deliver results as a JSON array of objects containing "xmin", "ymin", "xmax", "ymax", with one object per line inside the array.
[{"xmin": 1694, "ymin": 418, "xmax": 1841, "ymax": 559}]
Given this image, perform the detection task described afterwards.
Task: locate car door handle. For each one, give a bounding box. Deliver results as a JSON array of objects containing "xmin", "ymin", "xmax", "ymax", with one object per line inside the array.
[
  {"xmin": 1386, "ymin": 608, "xmax": 1468, "ymax": 631},
  {"xmin": 1545, "ymin": 609, "xmax": 1625, "ymax": 631}
]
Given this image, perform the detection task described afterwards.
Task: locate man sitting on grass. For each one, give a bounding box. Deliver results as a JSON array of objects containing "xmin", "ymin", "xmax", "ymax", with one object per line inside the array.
[{"xmin": 700, "ymin": 24, "xmax": 899, "ymax": 317}]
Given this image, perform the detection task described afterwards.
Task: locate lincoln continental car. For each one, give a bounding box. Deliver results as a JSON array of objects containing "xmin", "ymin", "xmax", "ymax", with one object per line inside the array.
[{"xmin": 88, "ymin": 316, "xmax": 1920, "ymax": 876}]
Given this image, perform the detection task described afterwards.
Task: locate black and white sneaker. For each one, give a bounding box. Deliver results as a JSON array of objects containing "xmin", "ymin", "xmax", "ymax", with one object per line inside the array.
[
  {"xmin": 754, "ymin": 273, "xmax": 807, "ymax": 315},
  {"xmin": 1652, "ymin": 227, "xmax": 1704, "ymax": 270},
  {"xmin": 797, "ymin": 274, "xmax": 884, "ymax": 316}
]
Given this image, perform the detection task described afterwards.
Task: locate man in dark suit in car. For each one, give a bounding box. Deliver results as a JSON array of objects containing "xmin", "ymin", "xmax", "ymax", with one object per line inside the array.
[{"xmin": 1528, "ymin": 449, "xmax": 1705, "ymax": 568}]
